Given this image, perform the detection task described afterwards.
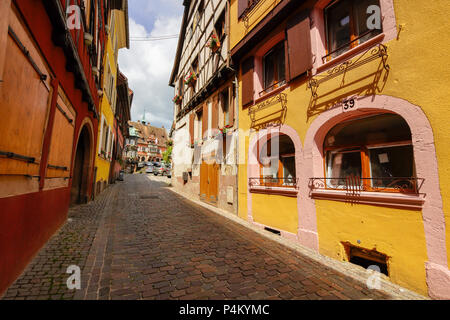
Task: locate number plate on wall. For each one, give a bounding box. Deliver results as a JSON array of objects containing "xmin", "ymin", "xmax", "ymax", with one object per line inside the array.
[{"xmin": 342, "ymin": 98, "xmax": 357, "ymax": 113}]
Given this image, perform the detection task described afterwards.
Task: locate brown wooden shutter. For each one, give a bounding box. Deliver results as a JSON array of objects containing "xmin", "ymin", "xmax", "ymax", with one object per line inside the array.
[
  {"xmin": 202, "ymin": 102, "xmax": 208, "ymax": 138},
  {"xmin": 212, "ymin": 95, "xmax": 219, "ymax": 130},
  {"xmin": 189, "ymin": 113, "xmax": 194, "ymax": 145},
  {"xmin": 241, "ymin": 57, "xmax": 254, "ymax": 107},
  {"xmin": 286, "ymin": 14, "xmax": 312, "ymax": 80},
  {"xmin": 229, "ymin": 87, "xmax": 235, "ymax": 126},
  {"xmin": 238, "ymin": 0, "xmax": 247, "ymax": 19}
]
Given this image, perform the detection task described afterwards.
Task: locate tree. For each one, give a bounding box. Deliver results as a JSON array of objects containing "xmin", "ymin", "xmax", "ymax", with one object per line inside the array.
[{"xmin": 163, "ymin": 140, "xmax": 173, "ymax": 164}]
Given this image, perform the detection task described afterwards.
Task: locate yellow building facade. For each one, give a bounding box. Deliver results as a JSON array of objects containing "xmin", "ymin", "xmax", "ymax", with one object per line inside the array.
[
  {"xmin": 230, "ymin": 0, "xmax": 450, "ymax": 298},
  {"xmin": 95, "ymin": 6, "xmax": 129, "ymax": 195}
]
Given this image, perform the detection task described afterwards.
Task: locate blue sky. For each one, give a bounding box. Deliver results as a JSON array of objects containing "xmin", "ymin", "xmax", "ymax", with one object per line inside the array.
[{"xmin": 118, "ymin": 0, "xmax": 184, "ymax": 130}]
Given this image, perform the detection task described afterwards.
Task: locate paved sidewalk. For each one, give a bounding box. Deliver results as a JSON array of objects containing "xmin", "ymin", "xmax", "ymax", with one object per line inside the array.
[
  {"xmin": 2, "ymin": 174, "xmax": 426, "ymax": 300},
  {"xmin": 1, "ymin": 186, "xmax": 115, "ymax": 300}
]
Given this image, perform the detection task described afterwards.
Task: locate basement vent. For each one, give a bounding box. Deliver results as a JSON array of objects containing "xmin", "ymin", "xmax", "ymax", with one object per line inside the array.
[
  {"xmin": 345, "ymin": 243, "xmax": 389, "ymax": 276},
  {"xmin": 264, "ymin": 227, "xmax": 281, "ymax": 236}
]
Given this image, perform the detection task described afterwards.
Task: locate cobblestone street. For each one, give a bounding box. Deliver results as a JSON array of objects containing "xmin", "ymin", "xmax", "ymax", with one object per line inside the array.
[{"xmin": 2, "ymin": 174, "xmax": 423, "ymax": 300}]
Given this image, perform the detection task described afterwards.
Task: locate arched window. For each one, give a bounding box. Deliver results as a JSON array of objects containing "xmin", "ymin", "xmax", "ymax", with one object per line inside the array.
[
  {"xmin": 323, "ymin": 113, "xmax": 418, "ymax": 192},
  {"xmin": 258, "ymin": 134, "xmax": 296, "ymax": 186}
]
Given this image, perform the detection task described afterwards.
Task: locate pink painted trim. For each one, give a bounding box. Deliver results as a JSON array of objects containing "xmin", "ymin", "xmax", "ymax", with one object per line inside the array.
[
  {"xmin": 303, "ymin": 94, "xmax": 449, "ymax": 298},
  {"xmin": 247, "ymin": 125, "xmax": 319, "ymax": 251},
  {"xmin": 253, "ymin": 31, "xmax": 286, "ymax": 102}
]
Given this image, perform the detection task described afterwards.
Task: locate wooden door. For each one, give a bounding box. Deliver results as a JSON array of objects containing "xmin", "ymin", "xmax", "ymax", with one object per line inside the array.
[
  {"xmin": 200, "ymin": 161, "xmax": 208, "ymax": 201},
  {"xmin": 208, "ymin": 162, "xmax": 219, "ymax": 204},
  {"xmin": 200, "ymin": 160, "xmax": 219, "ymax": 205}
]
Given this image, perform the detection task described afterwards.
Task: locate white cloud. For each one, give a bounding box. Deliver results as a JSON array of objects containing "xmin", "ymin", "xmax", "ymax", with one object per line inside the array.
[{"xmin": 118, "ymin": 16, "xmax": 181, "ymax": 129}]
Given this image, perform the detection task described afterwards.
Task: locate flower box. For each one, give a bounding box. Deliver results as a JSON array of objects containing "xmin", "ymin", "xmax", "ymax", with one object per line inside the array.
[
  {"xmin": 207, "ymin": 34, "xmax": 221, "ymax": 53},
  {"xmin": 172, "ymin": 95, "xmax": 182, "ymax": 105},
  {"xmin": 220, "ymin": 124, "xmax": 233, "ymax": 134},
  {"xmin": 184, "ymin": 71, "xmax": 197, "ymax": 87}
]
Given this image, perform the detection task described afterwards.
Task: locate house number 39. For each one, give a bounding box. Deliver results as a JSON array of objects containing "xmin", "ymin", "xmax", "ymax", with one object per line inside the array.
[{"xmin": 342, "ymin": 98, "xmax": 356, "ymax": 112}]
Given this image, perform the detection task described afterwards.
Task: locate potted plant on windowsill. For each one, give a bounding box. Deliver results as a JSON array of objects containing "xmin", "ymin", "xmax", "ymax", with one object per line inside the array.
[
  {"xmin": 172, "ymin": 95, "xmax": 182, "ymax": 105},
  {"xmin": 219, "ymin": 124, "xmax": 233, "ymax": 136},
  {"xmin": 184, "ymin": 71, "xmax": 197, "ymax": 88},
  {"xmin": 207, "ymin": 33, "xmax": 221, "ymax": 53}
]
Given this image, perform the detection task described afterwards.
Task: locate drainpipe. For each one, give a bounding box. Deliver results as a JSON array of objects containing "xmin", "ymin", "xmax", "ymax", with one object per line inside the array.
[{"xmin": 234, "ymin": 73, "xmax": 239, "ymax": 216}]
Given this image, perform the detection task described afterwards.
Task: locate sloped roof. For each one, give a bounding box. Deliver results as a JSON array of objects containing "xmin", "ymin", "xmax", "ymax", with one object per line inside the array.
[{"xmin": 129, "ymin": 121, "xmax": 169, "ymax": 147}]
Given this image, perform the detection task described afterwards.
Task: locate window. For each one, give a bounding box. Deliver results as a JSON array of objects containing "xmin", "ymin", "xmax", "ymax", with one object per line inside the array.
[
  {"xmin": 325, "ymin": 0, "xmax": 382, "ymax": 59},
  {"xmin": 258, "ymin": 134, "xmax": 296, "ymax": 187},
  {"xmin": 263, "ymin": 41, "xmax": 285, "ymax": 93},
  {"xmin": 214, "ymin": 10, "xmax": 226, "ymax": 40},
  {"xmin": 324, "ymin": 113, "xmax": 417, "ymax": 192},
  {"xmin": 102, "ymin": 122, "xmax": 109, "ymax": 153},
  {"xmin": 196, "ymin": 110, "xmax": 203, "ymax": 141},
  {"xmin": 178, "ymin": 76, "xmax": 184, "ymax": 97},
  {"xmin": 238, "ymin": 0, "xmax": 261, "ymax": 19}
]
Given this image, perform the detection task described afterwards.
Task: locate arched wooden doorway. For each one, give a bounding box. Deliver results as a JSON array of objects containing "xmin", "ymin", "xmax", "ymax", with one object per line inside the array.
[{"xmin": 70, "ymin": 125, "xmax": 92, "ymax": 205}]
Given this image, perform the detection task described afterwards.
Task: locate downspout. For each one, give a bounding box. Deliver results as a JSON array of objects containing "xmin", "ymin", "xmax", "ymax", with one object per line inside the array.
[{"xmin": 234, "ymin": 73, "xmax": 239, "ymax": 216}]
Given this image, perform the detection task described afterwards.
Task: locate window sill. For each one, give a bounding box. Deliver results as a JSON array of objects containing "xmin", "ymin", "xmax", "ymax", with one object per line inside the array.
[
  {"xmin": 310, "ymin": 189, "xmax": 424, "ymax": 210},
  {"xmin": 314, "ymin": 33, "xmax": 386, "ymax": 76},
  {"xmin": 250, "ymin": 185, "xmax": 298, "ymax": 197}
]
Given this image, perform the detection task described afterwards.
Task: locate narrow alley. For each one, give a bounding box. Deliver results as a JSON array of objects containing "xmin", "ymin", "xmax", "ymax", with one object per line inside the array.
[{"xmin": 2, "ymin": 174, "xmax": 423, "ymax": 300}]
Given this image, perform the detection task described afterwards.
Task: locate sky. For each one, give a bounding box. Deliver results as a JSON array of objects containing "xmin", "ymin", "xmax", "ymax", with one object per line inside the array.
[{"xmin": 118, "ymin": 0, "xmax": 184, "ymax": 130}]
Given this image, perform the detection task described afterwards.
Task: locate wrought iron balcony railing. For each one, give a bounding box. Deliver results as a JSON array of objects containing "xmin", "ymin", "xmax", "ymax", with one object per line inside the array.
[
  {"xmin": 259, "ymin": 80, "xmax": 286, "ymax": 97},
  {"xmin": 249, "ymin": 177, "xmax": 299, "ymax": 189},
  {"xmin": 309, "ymin": 176, "xmax": 424, "ymax": 194}
]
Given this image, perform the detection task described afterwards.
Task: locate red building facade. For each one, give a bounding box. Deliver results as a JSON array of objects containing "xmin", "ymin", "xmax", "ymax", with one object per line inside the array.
[{"xmin": 0, "ymin": 0, "xmax": 109, "ymax": 295}]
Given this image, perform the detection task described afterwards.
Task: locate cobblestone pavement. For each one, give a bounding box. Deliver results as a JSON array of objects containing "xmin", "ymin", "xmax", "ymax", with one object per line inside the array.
[{"xmin": 2, "ymin": 174, "xmax": 415, "ymax": 300}]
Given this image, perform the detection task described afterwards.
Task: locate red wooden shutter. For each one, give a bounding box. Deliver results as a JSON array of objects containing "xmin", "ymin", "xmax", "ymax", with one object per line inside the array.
[
  {"xmin": 238, "ymin": 0, "xmax": 247, "ymax": 19},
  {"xmin": 241, "ymin": 56, "xmax": 254, "ymax": 107},
  {"xmin": 189, "ymin": 113, "xmax": 194, "ymax": 145},
  {"xmin": 202, "ymin": 102, "xmax": 208, "ymax": 138},
  {"xmin": 286, "ymin": 14, "xmax": 312, "ymax": 80}
]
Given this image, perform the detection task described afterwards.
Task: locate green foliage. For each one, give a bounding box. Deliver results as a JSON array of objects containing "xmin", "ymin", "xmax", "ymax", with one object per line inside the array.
[{"xmin": 163, "ymin": 145, "xmax": 172, "ymax": 164}]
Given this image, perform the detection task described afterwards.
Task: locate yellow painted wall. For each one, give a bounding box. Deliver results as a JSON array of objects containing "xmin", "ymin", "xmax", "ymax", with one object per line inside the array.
[
  {"xmin": 95, "ymin": 12, "xmax": 120, "ymax": 184},
  {"xmin": 229, "ymin": 0, "xmax": 282, "ymax": 50},
  {"xmin": 233, "ymin": 0, "xmax": 450, "ymax": 297},
  {"xmin": 252, "ymin": 193, "xmax": 298, "ymax": 234},
  {"xmin": 315, "ymin": 200, "xmax": 428, "ymax": 294}
]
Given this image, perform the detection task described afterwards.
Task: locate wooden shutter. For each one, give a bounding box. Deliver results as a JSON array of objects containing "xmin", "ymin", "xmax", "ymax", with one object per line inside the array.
[
  {"xmin": 202, "ymin": 102, "xmax": 208, "ymax": 138},
  {"xmin": 229, "ymin": 87, "xmax": 235, "ymax": 126},
  {"xmin": 212, "ymin": 96, "xmax": 219, "ymax": 130},
  {"xmin": 238, "ymin": 0, "xmax": 247, "ymax": 19},
  {"xmin": 189, "ymin": 113, "xmax": 194, "ymax": 144},
  {"xmin": 241, "ymin": 57, "xmax": 254, "ymax": 107},
  {"xmin": 286, "ymin": 14, "xmax": 312, "ymax": 80}
]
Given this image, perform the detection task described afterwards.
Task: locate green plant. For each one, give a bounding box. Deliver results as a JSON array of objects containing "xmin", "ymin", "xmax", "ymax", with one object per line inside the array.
[
  {"xmin": 207, "ymin": 34, "xmax": 221, "ymax": 52},
  {"xmin": 184, "ymin": 71, "xmax": 197, "ymax": 86}
]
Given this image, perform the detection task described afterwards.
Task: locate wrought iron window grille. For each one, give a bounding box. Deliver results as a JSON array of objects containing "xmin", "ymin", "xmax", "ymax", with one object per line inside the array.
[
  {"xmin": 248, "ymin": 92, "xmax": 287, "ymax": 129},
  {"xmin": 308, "ymin": 42, "xmax": 390, "ymax": 98},
  {"xmin": 322, "ymin": 29, "xmax": 380, "ymax": 63},
  {"xmin": 259, "ymin": 80, "xmax": 286, "ymax": 97},
  {"xmin": 309, "ymin": 176, "xmax": 424, "ymax": 195},
  {"xmin": 249, "ymin": 177, "xmax": 299, "ymax": 189},
  {"xmin": 241, "ymin": 0, "xmax": 263, "ymax": 28}
]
